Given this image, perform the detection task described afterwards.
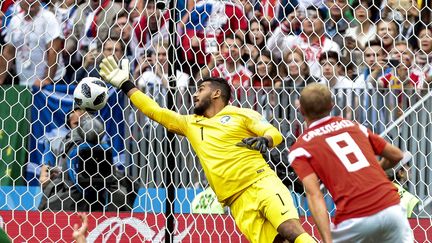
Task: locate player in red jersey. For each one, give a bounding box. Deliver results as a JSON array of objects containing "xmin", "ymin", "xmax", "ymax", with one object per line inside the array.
[{"xmin": 289, "ymin": 83, "xmax": 414, "ymax": 243}]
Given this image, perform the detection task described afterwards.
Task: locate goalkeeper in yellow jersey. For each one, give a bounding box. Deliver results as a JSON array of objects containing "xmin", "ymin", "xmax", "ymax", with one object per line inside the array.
[{"xmin": 100, "ymin": 56, "xmax": 315, "ymax": 243}]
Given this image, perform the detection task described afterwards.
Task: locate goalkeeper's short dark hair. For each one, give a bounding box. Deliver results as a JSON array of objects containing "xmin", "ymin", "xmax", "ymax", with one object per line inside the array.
[{"xmin": 197, "ymin": 77, "xmax": 231, "ymax": 105}]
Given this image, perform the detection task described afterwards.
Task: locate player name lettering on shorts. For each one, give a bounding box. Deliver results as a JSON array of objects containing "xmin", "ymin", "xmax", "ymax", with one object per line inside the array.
[{"xmin": 303, "ymin": 120, "xmax": 354, "ymax": 142}]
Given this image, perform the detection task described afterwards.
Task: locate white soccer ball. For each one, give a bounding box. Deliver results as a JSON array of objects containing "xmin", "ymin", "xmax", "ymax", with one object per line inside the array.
[{"xmin": 74, "ymin": 77, "xmax": 109, "ymax": 111}]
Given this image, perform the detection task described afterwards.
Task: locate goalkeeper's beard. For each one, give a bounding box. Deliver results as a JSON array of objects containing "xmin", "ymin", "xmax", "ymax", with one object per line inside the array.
[{"xmin": 193, "ymin": 96, "xmax": 212, "ymax": 116}]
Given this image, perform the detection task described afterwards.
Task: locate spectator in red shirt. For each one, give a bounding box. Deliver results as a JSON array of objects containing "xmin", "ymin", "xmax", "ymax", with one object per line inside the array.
[
  {"xmin": 199, "ymin": 34, "xmax": 251, "ymax": 88},
  {"xmin": 378, "ymin": 41, "xmax": 425, "ymax": 117},
  {"xmin": 199, "ymin": 34, "xmax": 251, "ymax": 105},
  {"xmin": 289, "ymin": 83, "xmax": 413, "ymax": 243},
  {"xmin": 0, "ymin": 0, "xmax": 14, "ymax": 13},
  {"xmin": 0, "ymin": 0, "xmax": 16, "ymax": 84},
  {"xmin": 132, "ymin": 0, "xmax": 169, "ymax": 59},
  {"xmin": 180, "ymin": 0, "xmax": 248, "ymax": 75}
]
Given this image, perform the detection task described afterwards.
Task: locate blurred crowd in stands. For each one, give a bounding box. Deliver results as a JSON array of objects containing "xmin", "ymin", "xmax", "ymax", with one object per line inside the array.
[
  {"xmin": 0, "ymin": 0, "xmax": 431, "ymax": 211},
  {"xmin": 0, "ymin": 0, "xmax": 430, "ymax": 153},
  {"xmin": 0, "ymin": 0, "xmax": 430, "ymax": 92},
  {"xmin": 0, "ymin": 0, "xmax": 430, "ymax": 154}
]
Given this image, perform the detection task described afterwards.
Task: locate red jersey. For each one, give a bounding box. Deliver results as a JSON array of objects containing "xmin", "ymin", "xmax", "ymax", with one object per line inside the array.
[
  {"xmin": 211, "ymin": 64, "xmax": 251, "ymax": 88},
  {"xmin": 212, "ymin": 64, "xmax": 251, "ymax": 105},
  {"xmin": 181, "ymin": 1, "xmax": 248, "ymax": 65},
  {"xmin": 1, "ymin": 0, "xmax": 14, "ymax": 12},
  {"xmin": 289, "ymin": 116, "xmax": 400, "ymax": 225}
]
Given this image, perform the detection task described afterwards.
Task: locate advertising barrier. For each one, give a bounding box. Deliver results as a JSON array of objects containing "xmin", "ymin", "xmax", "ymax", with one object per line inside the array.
[
  {"xmin": 0, "ymin": 211, "xmax": 430, "ymax": 242},
  {"xmin": 0, "ymin": 211, "xmax": 244, "ymax": 242}
]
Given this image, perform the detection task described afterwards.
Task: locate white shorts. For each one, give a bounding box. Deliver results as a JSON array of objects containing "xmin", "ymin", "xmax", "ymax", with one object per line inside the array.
[{"xmin": 331, "ymin": 205, "xmax": 414, "ymax": 243}]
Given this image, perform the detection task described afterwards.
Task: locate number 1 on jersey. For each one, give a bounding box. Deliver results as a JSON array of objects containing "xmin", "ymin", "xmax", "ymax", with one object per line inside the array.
[
  {"xmin": 325, "ymin": 132, "xmax": 370, "ymax": 172},
  {"xmin": 200, "ymin": 127, "xmax": 204, "ymax": 140}
]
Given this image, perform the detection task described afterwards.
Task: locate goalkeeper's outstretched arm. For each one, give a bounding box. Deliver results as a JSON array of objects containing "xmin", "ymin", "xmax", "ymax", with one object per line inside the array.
[{"xmin": 100, "ymin": 56, "xmax": 187, "ymax": 135}]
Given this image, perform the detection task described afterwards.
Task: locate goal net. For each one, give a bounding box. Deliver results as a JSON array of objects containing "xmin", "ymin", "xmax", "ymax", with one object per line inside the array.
[{"xmin": 0, "ymin": 0, "xmax": 431, "ymax": 241}]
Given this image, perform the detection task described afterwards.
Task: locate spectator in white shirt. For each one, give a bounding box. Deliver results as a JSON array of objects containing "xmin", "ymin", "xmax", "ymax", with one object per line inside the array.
[
  {"xmin": 267, "ymin": 6, "xmax": 340, "ymax": 77},
  {"xmin": 319, "ymin": 51, "xmax": 353, "ymax": 89},
  {"xmin": 343, "ymin": 0, "xmax": 380, "ymax": 68},
  {"xmin": 318, "ymin": 51, "xmax": 355, "ymax": 119},
  {"xmin": 52, "ymin": 0, "xmax": 78, "ymax": 44},
  {"xmin": 0, "ymin": 0, "xmax": 64, "ymax": 87},
  {"xmin": 344, "ymin": 0, "xmax": 379, "ymax": 50}
]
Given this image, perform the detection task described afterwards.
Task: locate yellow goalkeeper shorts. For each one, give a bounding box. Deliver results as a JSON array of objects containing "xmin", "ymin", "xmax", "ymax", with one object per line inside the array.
[{"xmin": 229, "ymin": 174, "xmax": 299, "ymax": 243}]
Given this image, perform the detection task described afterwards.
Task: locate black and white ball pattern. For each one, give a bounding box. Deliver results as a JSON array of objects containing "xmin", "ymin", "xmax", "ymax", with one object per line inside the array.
[{"xmin": 73, "ymin": 77, "xmax": 109, "ymax": 111}]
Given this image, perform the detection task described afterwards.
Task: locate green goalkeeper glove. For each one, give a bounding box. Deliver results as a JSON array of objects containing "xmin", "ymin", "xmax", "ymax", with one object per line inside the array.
[
  {"xmin": 236, "ymin": 137, "xmax": 269, "ymax": 153},
  {"xmin": 100, "ymin": 56, "xmax": 130, "ymax": 88}
]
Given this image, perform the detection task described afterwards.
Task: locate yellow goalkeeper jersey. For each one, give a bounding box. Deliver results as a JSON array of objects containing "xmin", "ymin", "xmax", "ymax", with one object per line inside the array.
[{"xmin": 131, "ymin": 91, "xmax": 283, "ymax": 203}]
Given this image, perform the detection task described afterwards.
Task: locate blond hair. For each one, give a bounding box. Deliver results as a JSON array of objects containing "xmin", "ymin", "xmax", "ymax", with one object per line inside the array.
[{"xmin": 300, "ymin": 83, "xmax": 334, "ymax": 120}]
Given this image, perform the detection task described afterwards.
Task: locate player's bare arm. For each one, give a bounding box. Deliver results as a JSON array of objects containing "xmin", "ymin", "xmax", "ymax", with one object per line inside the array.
[
  {"xmin": 44, "ymin": 38, "xmax": 63, "ymax": 85},
  {"xmin": 0, "ymin": 44, "xmax": 15, "ymax": 84},
  {"xmin": 378, "ymin": 143, "xmax": 406, "ymax": 170},
  {"xmin": 302, "ymin": 173, "xmax": 332, "ymax": 243},
  {"xmin": 72, "ymin": 213, "xmax": 88, "ymax": 243}
]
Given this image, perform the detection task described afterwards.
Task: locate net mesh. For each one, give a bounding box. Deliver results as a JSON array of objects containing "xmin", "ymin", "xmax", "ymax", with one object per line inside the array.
[{"xmin": 0, "ymin": 0, "xmax": 431, "ymax": 241}]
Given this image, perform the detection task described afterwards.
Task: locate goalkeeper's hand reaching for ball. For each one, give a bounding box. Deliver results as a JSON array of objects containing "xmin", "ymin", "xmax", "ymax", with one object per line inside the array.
[{"xmin": 100, "ymin": 56, "xmax": 137, "ymax": 94}]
